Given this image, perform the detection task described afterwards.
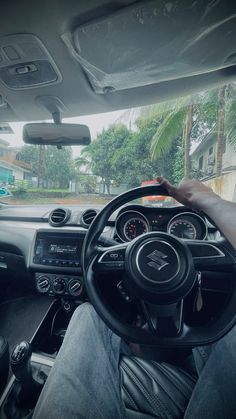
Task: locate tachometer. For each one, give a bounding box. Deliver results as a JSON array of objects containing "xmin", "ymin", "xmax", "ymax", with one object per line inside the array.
[
  {"xmin": 115, "ymin": 210, "xmax": 151, "ymax": 242},
  {"xmin": 168, "ymin": 219, "xmax": 197, "ymax": 239},
  {"xmin": 124, "ymin": 217, "xmax": 149, "ymax": 241}
]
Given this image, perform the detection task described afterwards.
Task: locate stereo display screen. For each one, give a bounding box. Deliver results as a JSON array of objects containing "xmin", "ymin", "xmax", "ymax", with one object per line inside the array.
[{"xmin": 33, "ymin": 233, "xmax": 84, "ymax": 266}]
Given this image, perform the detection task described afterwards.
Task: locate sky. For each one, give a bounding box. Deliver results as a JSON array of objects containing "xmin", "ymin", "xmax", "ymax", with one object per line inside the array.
[{"xmin": 0, "ymin": 109, "xmax": 125, "ymax": 157}]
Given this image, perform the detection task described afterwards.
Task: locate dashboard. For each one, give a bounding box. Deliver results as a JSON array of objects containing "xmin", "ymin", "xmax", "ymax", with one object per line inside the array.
[{"xmin": 0, "ymin": 203, "xmax": 216, "ymax": 301}]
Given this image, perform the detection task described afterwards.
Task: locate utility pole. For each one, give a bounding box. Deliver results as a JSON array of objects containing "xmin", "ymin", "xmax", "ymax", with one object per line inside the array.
[{"xmin": 38, "ymin": 145, "xmax": 45, "ymax": 188}]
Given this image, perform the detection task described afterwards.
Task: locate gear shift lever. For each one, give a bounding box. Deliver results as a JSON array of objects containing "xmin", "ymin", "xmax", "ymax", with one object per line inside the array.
[
  {"xmin": 11, "ymin": 341, "xmax": 32, "ymax": 382},
  {"xmin": 10, "ymin": 341, "xmax": 44, "ymax": 407}
]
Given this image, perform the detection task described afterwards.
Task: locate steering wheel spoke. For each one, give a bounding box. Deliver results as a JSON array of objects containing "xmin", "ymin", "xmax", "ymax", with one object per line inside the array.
[
  {"xmin": 93, "ymin": 243, "xmax": 128, "ymax": 272},
  {"xmin": 187, "ymin": 240, "xmax": 236, "ymax": 270},
  {"xmin": 142, "ymin": 300, "xmax": 184, "ymax": 337}
]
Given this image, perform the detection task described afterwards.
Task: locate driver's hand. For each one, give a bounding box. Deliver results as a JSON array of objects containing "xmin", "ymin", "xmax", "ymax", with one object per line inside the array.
[{"xmin": 157, "ymin": 177, "xmax": 221, "ymax": 211}]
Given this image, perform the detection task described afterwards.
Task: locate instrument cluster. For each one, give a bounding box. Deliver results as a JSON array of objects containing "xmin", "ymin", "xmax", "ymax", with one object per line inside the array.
[{"xmin": 115, "ymin": 208, "xmax": 207, "ymax": 242}]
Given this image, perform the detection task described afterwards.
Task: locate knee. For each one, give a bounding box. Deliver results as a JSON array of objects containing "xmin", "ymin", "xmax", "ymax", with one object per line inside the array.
[
  {"xmin": 70, "ymin": 302, "xmax": 99, "ymax": 325},
  {"xmin": 77, "ymin": 302, "xmax": 96, "ymax": 315}
]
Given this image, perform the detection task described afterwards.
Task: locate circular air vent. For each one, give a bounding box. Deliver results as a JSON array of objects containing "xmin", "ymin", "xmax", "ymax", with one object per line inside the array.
[
  {"xmin": 80, "ymin": 209, "xmax": 98, "ymax": 228},
  {"xmin": 49, "ymin": 208, "xmax": 71, "ymax": 227}
]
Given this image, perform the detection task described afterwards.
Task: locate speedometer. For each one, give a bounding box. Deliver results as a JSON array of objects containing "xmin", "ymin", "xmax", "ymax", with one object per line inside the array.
[
  {"xmin": 168, "ymin": 219, "xmax": 197, "ymax": 239},
  {"xmin": 167, "ymin": 212, "xmax": 207, "ymax": 240},
  {"xmin": 124, "ymin": 217, "xmax": 149, "ymax": 241}
]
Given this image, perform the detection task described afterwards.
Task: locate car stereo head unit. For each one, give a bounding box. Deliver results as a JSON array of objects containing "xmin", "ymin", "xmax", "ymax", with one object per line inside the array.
[{"xmin": 33, "ymin": 232, "xmax": 84, "ymax": 267}]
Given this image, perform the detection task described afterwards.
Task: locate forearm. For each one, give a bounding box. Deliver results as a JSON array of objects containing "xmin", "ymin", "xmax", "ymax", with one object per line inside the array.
[
  {"xmin": 159, "ymin": 177, "xmax": 236, "ymax": 249},
  {"xmin": 200, "ymin": 197, "xmax": 236, "ymax": 249}
]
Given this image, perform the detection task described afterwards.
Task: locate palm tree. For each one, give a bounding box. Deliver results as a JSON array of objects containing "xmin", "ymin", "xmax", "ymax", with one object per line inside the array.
[
  {"xmin": 215, "ymin": 86, "xmax": 226, "ymax": 177},
  {"xmin": 224, "ymin": 84, "xmax": 236, "ymax": 149},
  {"xmin": 182, "ymin": 104, "xmax": 193, "ymax": 178},
  {"xmin": 149, "ymin": 86, "xmax": 236, "ymax": 180},
  {"xmin": 150, "ymin": 97, "xmax": 194, "ymax": 178},
  {"xmin": 74, "ymin": 156, "xmax": 91, "ymax": 172},
  {"xmin": 213, "ymin": 84, "xmax": 236, "ymax": 177}
]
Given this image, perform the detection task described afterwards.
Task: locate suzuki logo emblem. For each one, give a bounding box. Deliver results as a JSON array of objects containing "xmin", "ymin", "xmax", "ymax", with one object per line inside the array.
[{"xmin": 147, "ymin": 250, "xmax": 169, "ymax": 271}]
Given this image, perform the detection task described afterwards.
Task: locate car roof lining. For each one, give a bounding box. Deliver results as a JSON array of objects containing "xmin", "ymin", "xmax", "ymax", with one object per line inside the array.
[{"xmin": 0, "ymin": 0, "xmax": 236, "ymax": 123}]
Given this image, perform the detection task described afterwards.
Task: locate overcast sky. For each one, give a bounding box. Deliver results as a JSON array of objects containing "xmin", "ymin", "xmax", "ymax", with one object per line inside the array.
[{"xmin": 1, "ymin": 109, "xmax": 125, "ymax": 157}]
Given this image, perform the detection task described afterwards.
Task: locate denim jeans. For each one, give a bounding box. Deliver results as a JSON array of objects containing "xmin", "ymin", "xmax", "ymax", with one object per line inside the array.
[{"xmin": 33, "ymin": 303, "xmax": 236, "ymax": 419}]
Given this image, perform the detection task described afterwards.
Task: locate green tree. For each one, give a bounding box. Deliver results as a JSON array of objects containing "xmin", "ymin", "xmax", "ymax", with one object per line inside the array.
[
  {"xmin": 17, "ymin": 145, "xmax": 73, "ymax": 188},
  {"xmin": 74, "ymin": 156, "xmax": 91, "ymax": 172},
  {"xmin": 150, "ymin": 90, "xmax": 220, "ymax": 180},
  {"xmin": 172, "ymin": 138, "xmax": 184, "ymax": 184},
  {"xmin": 82, "ymin": 124, "xmax": 131, "ymax": 194},
  {"xmin": 215, "ymin": 84, "xmax": 236, "ymax": 176},
  {"xmin": 112, "ymin": 117, "xmax": 179, "ymax": 187},
  {"xmin": 225, "ymin": 83, "xmax": 236, "ymax": 149},
  {"xmin": 16, "ymin": 145, "xmax": 40, "ymax": 177},
  {"xmin": 79, "ymin": 174, "xmax": 97, "ymax": 194},
  {"xmin": 44, "ymin": 146, "xmax": 73, "ymax": 188},
  {"xmin": 150, "ymin": 84, "xmax": 236, "ymax": 181}
]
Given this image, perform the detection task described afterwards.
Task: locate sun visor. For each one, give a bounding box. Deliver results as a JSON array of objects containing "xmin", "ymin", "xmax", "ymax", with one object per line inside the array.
[{"xmin": 62, "ymin": 0, "xmax": 236, "ymax": 94}]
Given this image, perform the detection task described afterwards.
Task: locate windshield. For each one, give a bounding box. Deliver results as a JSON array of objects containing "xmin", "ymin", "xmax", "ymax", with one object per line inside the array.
[{"xmin": 0, "ymin": 83, "xmax": 235, "ymax": 207}]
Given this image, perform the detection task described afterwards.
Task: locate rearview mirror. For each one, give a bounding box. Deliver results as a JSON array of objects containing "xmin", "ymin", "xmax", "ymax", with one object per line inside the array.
[{"xmin": 23, "ymin": 123, "xmax": 91, "ymax": 146}]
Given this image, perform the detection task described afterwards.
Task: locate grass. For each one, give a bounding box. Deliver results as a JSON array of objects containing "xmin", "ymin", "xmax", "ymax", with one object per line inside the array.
[
  {"xmin": 6, "ymin": 194, "xmax": 112, "ymax": 205},
  {"xmin": 25, "ymin": 188, "xmax": 70, "ymax": 193}
]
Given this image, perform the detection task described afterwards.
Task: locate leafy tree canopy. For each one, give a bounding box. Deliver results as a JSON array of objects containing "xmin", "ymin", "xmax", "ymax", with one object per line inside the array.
[
  {"xmin": 18, "ymin": 145, "xmax": 73, "ymax": 188},
  {"xmin": 82, "ymin": 123, "xmax": 131, "ymax": 193}
]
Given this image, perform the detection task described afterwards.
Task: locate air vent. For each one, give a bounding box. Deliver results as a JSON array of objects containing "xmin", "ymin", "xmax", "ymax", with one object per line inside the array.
[
  {"xmin": 49, "ymin": 208, "xmax": 71, "ymax": 227},
  {"xmin": 80, "ymin": 209, "xmax": 98, "ymax": 228}
]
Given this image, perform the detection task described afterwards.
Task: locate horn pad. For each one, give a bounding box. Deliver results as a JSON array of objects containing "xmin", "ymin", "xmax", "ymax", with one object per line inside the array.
[{"xmin": 125, "ymin": 232, "xmax": 196, "ymax": 304}]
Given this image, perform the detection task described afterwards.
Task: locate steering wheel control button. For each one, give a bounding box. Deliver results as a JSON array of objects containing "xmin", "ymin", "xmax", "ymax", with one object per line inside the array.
[
  {"xmin": 117, "ymin": 281, "xmax": 132, "ymax": 302},
  {"xmin": 97, "ymin": 247, "xmax": 126, "ymax": 270},
  {"xmin": 125, "ymin": 232, "xmax": 196, "ymax": 304}
]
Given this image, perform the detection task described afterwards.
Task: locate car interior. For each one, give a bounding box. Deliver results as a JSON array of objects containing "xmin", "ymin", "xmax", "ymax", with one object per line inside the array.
[{"xmin": 0, "ymin": 1, "xmax": 236, "ymax": 418}]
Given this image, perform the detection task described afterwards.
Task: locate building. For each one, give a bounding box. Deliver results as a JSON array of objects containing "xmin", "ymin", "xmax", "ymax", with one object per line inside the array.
[
  {"xmin": 0, "ymin": 139, "xmax": 32, "ymax": 184},
  {"xmin": 191, "ymin": 130, "xmax": 236, "ymax": 178},
  {"xmin": 191, "ymin": 131, "xmax": 236, "ymax": 201}
]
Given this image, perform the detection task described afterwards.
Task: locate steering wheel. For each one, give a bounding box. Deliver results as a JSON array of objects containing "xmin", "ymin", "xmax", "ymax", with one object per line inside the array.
[{"xmin": 82, "ymin": 184, "xmax": 236, "ymax": 347}]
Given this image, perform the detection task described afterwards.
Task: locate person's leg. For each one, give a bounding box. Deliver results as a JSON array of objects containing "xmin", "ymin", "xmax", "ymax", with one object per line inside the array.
[
  {"xmin": 184, "ymin": 324, "xmax": 236, "ymax": 419},
  {"xmin": 33, "ymin": 303, "xmax": 126, "ymax": 419}
]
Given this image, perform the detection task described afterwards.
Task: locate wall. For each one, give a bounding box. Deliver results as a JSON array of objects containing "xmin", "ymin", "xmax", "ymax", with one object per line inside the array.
[
  {"xmin": 192, "ymin": 137, "xmax": 216, "ymax": 175},
  {"xmin": 223, "ymin": 141, "xmax": 236, "ymax": 170},
  {"xmin": 13, "ymin": 168, "xmax": 24, "ymax": 181},
  {"xmin": 191, "ymin": 138, "xmax": 236, "ymax": 177},
  {"xmin": 203, "ymin": 170, "xmax": 236, "ymax": 201}
]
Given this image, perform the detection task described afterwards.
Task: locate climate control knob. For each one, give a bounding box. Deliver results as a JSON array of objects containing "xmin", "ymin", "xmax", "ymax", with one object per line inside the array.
[
  {"xmin": 68, "ymin": 279, "xmax": 82, "ymax": 297},
  {"xmin": 36, "ymin": 276, "xmax": 50, "ymax": 294},
  {"xmin": 52, "ymin": 277, "xmax": 66, "ymax": 295}
]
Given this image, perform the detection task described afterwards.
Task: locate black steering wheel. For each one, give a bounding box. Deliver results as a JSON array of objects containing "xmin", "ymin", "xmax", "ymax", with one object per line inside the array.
[{"xmin": 82, "ymin": 185, "xmax": 236, "ymax": 347}]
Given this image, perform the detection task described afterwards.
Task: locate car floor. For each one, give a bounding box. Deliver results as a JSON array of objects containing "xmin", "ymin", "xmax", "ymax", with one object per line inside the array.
[{"xmin": 0, "ymin": 294, "xmax": 53, "ymax": 363}]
